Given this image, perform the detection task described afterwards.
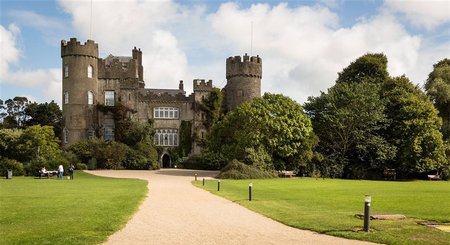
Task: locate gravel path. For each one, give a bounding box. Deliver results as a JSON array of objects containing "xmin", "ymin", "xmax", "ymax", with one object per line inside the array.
[{"xmin": 87, "ymin": 169, "xmax": 377, "ymax": 245}]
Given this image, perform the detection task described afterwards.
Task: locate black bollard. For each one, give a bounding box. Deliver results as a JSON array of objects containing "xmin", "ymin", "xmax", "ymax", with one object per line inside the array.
[
  {"xmin": 218, "ymin": 180, "xmax": 221, "ymax": 191},
  {"xmin": 202, "ymin": 178, "xmax": 205, "ymax": 186},
  {"xmin": 195, "ymin": 173, "xmax": 197, "ymax": 181},
  {"xmin": 249, "ymin": 183, "xmax": 253, "ymax": 201},
  {"xmin": 364, "ymin": 195, "xmax": 371, "ymax": 232}
]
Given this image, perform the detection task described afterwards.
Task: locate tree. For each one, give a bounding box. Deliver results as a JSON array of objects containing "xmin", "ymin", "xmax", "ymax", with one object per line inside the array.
[
  {"xmin": 304, "ymin": 82, "xmax": 396, "ymax": 178},
  {"xmin": 200, "ymin": 88, "xmax": 224, "ymax": 129},
  {"xmin": 24, "ymin": 101, "xmax": 62, "ymax": 138},
  {"xmin": 16, "ymin": 125, "xmax": 61, "ymax": 163},
  {"xmin": 337, "ymin": 53, "xmax": 389, "ymax": 84},
  {"xmin": 382, "ymin": 76, "xmax": 447, "ymax": 176},
  {"xmin": 0, "ymin": 128, "xmax": 22, "ymax": 159},
  {"xmin": 2, "ymin": 97, "xmax": 29, "ymax": 128},
  {"xmin": 206, "ymin": 93, "xmax": 316, "ymax": 171},
  {"xmin": 425, "ymin": 59, "xmax": 450, "ymax": 140}
]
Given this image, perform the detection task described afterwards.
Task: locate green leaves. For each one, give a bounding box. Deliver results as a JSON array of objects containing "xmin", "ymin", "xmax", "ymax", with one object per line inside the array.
[{"xmin": 206, "ymin": 93, "xmax": 316, "ymax": 171}]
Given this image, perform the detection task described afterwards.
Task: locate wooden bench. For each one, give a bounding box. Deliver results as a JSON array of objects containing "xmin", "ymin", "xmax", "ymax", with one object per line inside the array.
[
  {"xmin": 39, "ymin": 170, "xmax": 58, "ymax": 179},
  {"xmin": 427, "ymin": 175, "xmax": 441, "ymax": 180},
  {"xmin": 279, "ymin": 171, "xmax": 295, "ymax": 178}
]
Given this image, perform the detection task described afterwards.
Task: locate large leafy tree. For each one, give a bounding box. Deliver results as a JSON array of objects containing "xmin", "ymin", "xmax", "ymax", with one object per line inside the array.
[
  {"xmin": 206, "ymin": 93, "xmax": 316, "ymax": 171},
  {"xmin": 304, "ymin": 82, "xmax": 396, "ymax": 178},
  {"xmin": 382, "ymin": 76, "xmax": 447, "ymax": 176},
  {"xmin": 24, "ymin": 100, "xmax": 62, "ymax": 138},
  {"xmin": 16, "ymin": 125, "xmax": 61, "ymax": 162},
  {"xmin": 337, "ymin": 53, "xmax": 389, "ymax": 84},
  {"xmin": 425, "ymin": 59, "xmax": 450, "ymax": 140}
]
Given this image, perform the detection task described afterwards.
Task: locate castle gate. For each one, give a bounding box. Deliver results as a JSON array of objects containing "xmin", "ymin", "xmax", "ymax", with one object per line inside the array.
[{"xmin": 162, "ymin": 154, "xmax": 171, "ymax": 168}]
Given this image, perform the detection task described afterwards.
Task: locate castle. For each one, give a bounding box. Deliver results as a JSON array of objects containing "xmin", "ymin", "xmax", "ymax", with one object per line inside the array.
[{"xmin": 61, "ymin": 38, "xmax": 262, "ymax": 167}]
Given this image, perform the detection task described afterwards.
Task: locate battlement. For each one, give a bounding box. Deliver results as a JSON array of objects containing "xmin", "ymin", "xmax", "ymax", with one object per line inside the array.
[
  {"xmin": 61, "ymin": 38, "xmax": 98, "ymax": 58},
  {"xmin": 139, "ymin": 90, "xmax": 192, "ymax": 103},
  {"xmin": 226, "ymin": 53, "xmax": 262, "ymax": 79},
  {"xmin": 193, "ymin": 79, "xmax": 213, "ymax": 91}
]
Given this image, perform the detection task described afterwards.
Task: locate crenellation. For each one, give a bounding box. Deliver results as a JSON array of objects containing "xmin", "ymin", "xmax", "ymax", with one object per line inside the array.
[
  {"xmin": 193, "ymin": 79, "xmax": 213, "ymax": 91},
  {"xmin": 61, "ymin": 38, "xmax": 98, "ymax": 58}
]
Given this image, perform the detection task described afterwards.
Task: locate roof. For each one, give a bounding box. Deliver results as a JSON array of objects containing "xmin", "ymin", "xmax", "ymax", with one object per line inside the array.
[{"xmin": 145, "ymin": 88, "xmax": 185, "ymax": 96}]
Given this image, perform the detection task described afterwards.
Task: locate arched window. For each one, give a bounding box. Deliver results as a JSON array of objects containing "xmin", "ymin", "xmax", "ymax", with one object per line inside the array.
[
  {"xmin": 154, "ymin": 129, "xmax": 179, "ymax": 146},
  {"xmin": 87, "ymin": 91, "xmax": 94, "ymax": 105},
  {"xmin": 87, "ymin": 65, "xmax": 93, "ymax": 78},
  {"xmin": 64, "ymin": 91, "xmax": 69, "ymax": 104},
  {"xmin": 64, "ymin": 64, "xmax": 68, "ymax": 78}
]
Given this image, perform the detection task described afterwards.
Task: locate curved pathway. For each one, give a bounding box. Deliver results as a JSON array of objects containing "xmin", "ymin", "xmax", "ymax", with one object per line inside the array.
[{"xmin": 87, "ymin": 169, "xmax": 377, "ymax": 245}]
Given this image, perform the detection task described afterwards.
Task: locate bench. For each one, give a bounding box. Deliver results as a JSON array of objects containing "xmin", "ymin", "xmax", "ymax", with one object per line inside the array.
[
  {"xmin": 39, "ymin": 170, "xmax": 58, "ymax": 179},
  {"xmin": 427, "ymin": 175, "xmax": 441, "ymax": 180},
  {"xmin": 279, "ymin": 171, "xmax": 295, "ymax": 178}
]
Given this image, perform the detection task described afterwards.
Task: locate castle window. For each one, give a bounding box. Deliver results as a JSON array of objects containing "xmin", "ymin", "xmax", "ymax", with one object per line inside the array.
[
  {"xmin": 154, "ymin": 129, "xmax": 178, "ymax": 146},
  {"xmin": 104, "ymin": 127, "xmax": 114, "ymax": 141},
  {"xmin": 64, "ymin": 64, "xmax": 68, "ymax": 78},
  {"xmin": 153, "ymin": 107, "xmax": 179, "ymax": 119},
  {"xmin": 87, "ymin": 65, "xmax": 93, "ymax": 78},
  {"xmin": 88, "ymin": 91, "xmax": 94, "ymax": 105},
  {"xmin": 87, "ymin": 128, "xmax": 95, "ymax": 139},
  {"xmin": 105, "ymin": 91, "xmax": 115, "ymax": 106},
  {"xmin": 63, "ymin": 128, "xmax": 69, "ymax": 144},
  {"xmin": 64, "ymin": 91, "xmax": 69, "ymax": 104}
]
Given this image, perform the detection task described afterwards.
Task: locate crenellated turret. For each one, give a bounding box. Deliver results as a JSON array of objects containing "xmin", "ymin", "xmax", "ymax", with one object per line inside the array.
[
  {"xmin": 61, "ymin": 38, "xmax": 99, "ymax": 145},
  {"xmin": 225, "ymin": 53, "xmax": 262, "ymax": 111}
]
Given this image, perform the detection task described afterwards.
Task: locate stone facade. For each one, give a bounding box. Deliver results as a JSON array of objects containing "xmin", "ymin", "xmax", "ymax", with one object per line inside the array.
[{"xmin": 61, "ymin": 38, "xmax": 262, "ymax": 165}]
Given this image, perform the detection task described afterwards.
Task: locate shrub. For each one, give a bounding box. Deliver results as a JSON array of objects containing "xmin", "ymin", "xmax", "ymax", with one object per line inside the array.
[
  {"xmin": 122, "ymin": 149, "xmax": 153, "ymax": 170},
  {"xmin": 217, "ymin": 159, "xmax": 278, "ymax": 179},
  {"xmin": 25, "ymin": 157, "xmax": 48, "ymax": 176},
  {"xmin": 0, "ymin": 158, "xmax": 24, "ymax": 176},
  {"xmin": 75, "ymin": 163, "xmax": 88, "ymax": 170},
  {"xmin": 179, "ymin": 154, "xmax": 222, "ymax": 170},
  {"xmin": 87, "ymin": 158, "xmax": 97, "ymax": 170}
]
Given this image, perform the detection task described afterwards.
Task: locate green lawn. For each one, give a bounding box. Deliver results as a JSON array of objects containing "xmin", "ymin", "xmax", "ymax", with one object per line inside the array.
[
  {"xmin": 194, "ymin": 178, "xmax": 450, "ymax": 245},
  {"xmin": 0, "ymin": 171, "xmax": 147, "ymax": 245}
]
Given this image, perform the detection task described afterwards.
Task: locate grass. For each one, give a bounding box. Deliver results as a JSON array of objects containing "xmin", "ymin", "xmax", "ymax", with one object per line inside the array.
[
  {"xmin": 193, "ymin": 178, "xmax": 450, "ymax": 245},
  {"xmin": 0, "ymin": 171, "xmax": 147, "ymax": 245}
]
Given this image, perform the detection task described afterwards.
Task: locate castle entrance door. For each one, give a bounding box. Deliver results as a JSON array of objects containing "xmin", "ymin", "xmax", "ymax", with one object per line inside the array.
[{"xmin": 162, "ymin": 154, "xmax": 171, "ymax": 168}]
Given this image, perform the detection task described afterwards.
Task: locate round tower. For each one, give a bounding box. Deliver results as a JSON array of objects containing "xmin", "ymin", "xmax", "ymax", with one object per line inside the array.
[
  {"xmin": 61, "ymin": 38, "xmax": 99, "ymax": 145},
  {"xmin": 225, "ymin": 53, "xmax": 262, "ymax": 111}
]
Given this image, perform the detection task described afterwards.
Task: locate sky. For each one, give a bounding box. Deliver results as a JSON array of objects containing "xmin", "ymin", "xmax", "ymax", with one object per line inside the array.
[{"xmin": 1, "ymin": 0, "xmax": 449, "ymax": 106}]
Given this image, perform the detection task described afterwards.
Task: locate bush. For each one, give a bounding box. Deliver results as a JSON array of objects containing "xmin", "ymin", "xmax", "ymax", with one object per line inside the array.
[
  {"xmin": 122, "ymin": 149, "xmax": 153, "ymax": 170},
  {"xmin": 75, "ymin": 163, "xmax": 88, "ymax": 170},
  {"xmin": 217, "ymin": 159, "xmax": 278, "ymax": 179},
  {"xmin": 0, "ymin": 158, "xmax": 24, "ymax": 176},
  {"xmin": 25, "ymin": 157, "xmax": 48, "ymax": 176},
  {"xmin": 179, "ymin": 154, "xmax": 222, "ymax": 170},
  {"xmin": 87, "ymin": 158, "xmax": 97, "ymax": 170}
]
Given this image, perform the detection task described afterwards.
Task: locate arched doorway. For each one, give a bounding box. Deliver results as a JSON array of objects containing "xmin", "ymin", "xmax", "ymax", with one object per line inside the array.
[{"xmin": 162, "ymin": 154, "xmax": 171, "ymax": 168}]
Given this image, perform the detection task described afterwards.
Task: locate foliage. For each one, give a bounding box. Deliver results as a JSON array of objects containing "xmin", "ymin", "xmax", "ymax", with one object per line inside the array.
[
  {"xmin": 242, "ymin": 146, "xmax": 273, "ymax": 171},
  {"xmin": 206, "ymin": 93, "xmax": 316, "ymax": 171},
  {"xmin": 304, "ymin": 82, "xmax": 396, "ymax": 178},
  {"xmin": 336, "ymin": 53, "xmax": 389, "ymax": 84},
  {"xmin": 200, "ymin": 87, "xmax": 224, "ymax": 129},
  {"xmin": 425, "ymin": 58, "xmax": 450, "ymax": 140},
  {"xmin": 1, "ymin": 96, "xmax": 29, "ymax": 128},
  {"xmin": 381, "ymin": 76, "xmax": 447, "ymax": 177},
  {"xmin": 0, "ymin": 158, "xmax": 24, "ymax": 176},
  {"xmin": 115, "ymin": 120, "xmax": 154, "ymax": 146},
  {"xmin": 173, "ymin": 120, "xmax": 192, "ymax": 158},
  {"xmin": 24, "ymin": 100, "xmax": 62, "ymax": 138},
  {"xmin": 195, "ymin": 178, "xmax": 450, "ymax": 245},
  {"xmin": 178, "ymin": 154, "xmax": 221, "ymax": 170},
  {"xmin": 217, "ymin": 159, "xmax": 278, "ymax": 179},
  {"xmin": 0, "ymin": 128, "xmax": 22, "ymax": 159},
  {"xmin": 16, "ymin": 125, "xmax": 61, "ymax": 163},
  {"xmin": 0, "ymin": 171, "xmax": 147, "ymax": 245}
]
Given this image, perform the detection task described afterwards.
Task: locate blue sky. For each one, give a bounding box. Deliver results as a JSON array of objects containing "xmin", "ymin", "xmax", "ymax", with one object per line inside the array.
[{"xmin": 1, "ymin": 0, "xmax": 449, "ymax": 105}]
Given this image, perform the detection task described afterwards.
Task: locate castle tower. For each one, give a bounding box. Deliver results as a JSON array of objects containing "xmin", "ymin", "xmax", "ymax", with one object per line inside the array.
[
  {"xmin": 61, "ymin": 38, "xmax": 99, "ymax": 145},
  {"xmin": 225, "ymin": 53, "xmax": 262, "ymax": 111},
  {"xmin": 192, "ymin": 79, "xmax": 213, "ymax": 154}
]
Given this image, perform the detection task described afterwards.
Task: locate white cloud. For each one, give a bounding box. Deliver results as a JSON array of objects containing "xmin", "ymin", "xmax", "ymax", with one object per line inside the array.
[
  {"xmin": 0, "ymin": 24, "xmax": 62, "ymax": 104},
  {"xmin": 384, "ymin": 0, "xmax": 450, "ymax": 30},
  {"xmin": 209, "ymin": 3, "xmax": 424, "ymax": 102},
  {"xmin": 58, "ymin": 0, "xmax": 188, "ymax": 89},
  {"xmin": 0, "ymin": 24, "xmax": 21, "ymax": 78}
]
